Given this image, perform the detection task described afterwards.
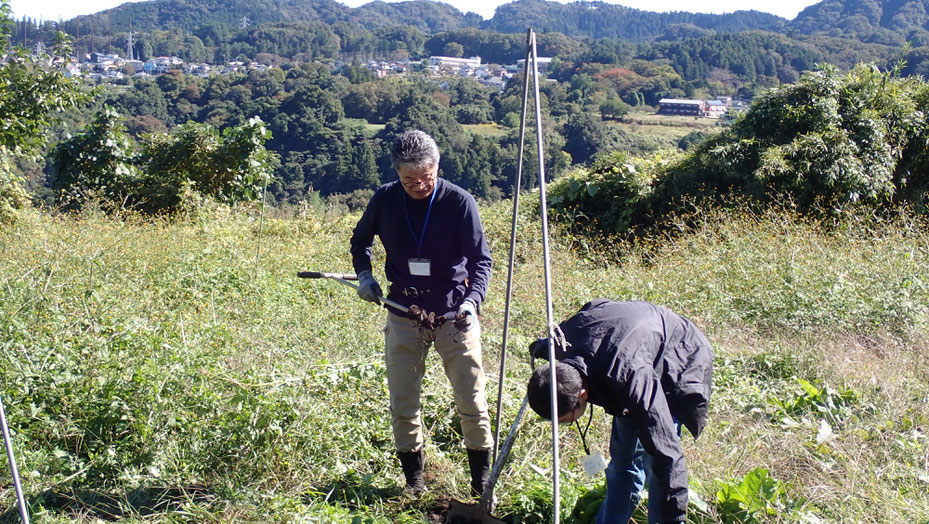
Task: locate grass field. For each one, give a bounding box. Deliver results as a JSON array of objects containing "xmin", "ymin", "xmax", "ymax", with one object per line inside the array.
[
  {"xmin": 610, "ymin": 110, "xmax": 726, "ymax": 145},
  {"xmin": 1, "ymin": 199, "xmax": 927, "ymax": 523},
  {"xmin": 463, "ymin": 124, "xmax": 511, "ymax": 138}
]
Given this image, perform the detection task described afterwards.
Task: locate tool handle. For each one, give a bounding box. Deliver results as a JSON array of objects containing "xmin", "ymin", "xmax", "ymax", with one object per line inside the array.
[
  {"xmin": 478, "ymin": 395, "xmax": 529, "ymax": 512},
  {"xmin": 297, "ymin": 271, "xmax": 358, "ymax": 280},
  {"xmin": 298, "ymin": 271, "xmax": 409, "ymax": 313}
]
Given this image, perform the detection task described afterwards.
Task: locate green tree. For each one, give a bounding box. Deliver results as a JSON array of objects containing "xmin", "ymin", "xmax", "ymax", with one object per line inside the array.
[
  {"xmin": 0, "ymin": 149, "xmax": 28, "ymax": 224},
  {"xmin": 442, "ymin": 41, "xmax": 464, "ymax": 57},
  {"xmin": 49, "ymin": 108, "xmax": 139, "ymax": 209},
  {"xmin": 139, "ymin": 116, "xmax": 276, "ymax": 211},
  {"xmin": 600, "ymin": 98, "xmax": 632, "ymax": 120},
  {"xmin": 562, "ymin": 112, "xmax": 617, "ymax": 165},
  {"xmin": 0, "ymin": 6, "xmax": 87, "ymax": 222}
]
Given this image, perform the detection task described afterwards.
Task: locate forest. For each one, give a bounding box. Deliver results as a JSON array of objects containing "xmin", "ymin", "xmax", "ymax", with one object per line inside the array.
[{"xmin": 7, "ymin": 0, "xmax": 929, "ymax": 210}]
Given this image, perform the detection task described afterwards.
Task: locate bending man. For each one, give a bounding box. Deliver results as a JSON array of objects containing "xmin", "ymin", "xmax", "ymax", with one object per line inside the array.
[{"xmin": 527, "ymin": 299, "xmax": 713, "ymax": 524}]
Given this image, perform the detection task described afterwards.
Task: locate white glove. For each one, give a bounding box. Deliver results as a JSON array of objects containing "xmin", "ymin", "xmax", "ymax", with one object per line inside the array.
[
  {"xmin": 455, "ymin": 299, "xmax": 478, "ymax": 332},
  {"xmin": 356, "ymin": 271, "xmax": 382, "ymax": 304}
]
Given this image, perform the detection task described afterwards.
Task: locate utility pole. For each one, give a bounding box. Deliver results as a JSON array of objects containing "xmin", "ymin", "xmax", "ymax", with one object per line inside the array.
[{"xmin": 34, "ymin": 17, "xmax": 43, "ymax": 56}]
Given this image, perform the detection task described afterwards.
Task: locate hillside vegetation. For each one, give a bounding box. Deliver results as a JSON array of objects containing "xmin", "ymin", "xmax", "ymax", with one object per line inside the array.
[
  {"xmin": 549, "ymin": 64, "xmax": 929, "ymax": 238},
  {"xmin": 0, "ymin": 200, "xmax": 927, "ymax": 523}
]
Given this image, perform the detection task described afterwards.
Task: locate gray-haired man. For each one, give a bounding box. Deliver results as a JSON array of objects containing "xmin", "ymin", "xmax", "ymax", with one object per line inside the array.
[{"xmin": 349, "ymin": 130, "xmax": 494, "ymax": 497}]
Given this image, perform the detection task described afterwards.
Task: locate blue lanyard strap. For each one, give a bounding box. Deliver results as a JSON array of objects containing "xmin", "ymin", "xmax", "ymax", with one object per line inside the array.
[{"xmin": 403, "ymin": 181, "xmax": 438, "ymax": 257}]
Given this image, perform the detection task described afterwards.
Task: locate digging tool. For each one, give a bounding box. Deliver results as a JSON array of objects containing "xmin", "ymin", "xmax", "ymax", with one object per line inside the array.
[
  {"xmin": 1, "ymin": 394, "xmax": 30, "ymax": 524},
  {"xmin": 296, "ymin": 271, "xmax": 409, "ymax": 313},
  {"xmin": 298, "ymin": 271, "xmax": 460, "ymax": 331},
  {"xmin": 445, "ymin": 395, "xmax": 530, "ymax": 524}
]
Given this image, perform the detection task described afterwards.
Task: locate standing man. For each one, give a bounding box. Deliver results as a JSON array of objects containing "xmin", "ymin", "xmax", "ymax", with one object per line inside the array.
[
  {"xmin": 350, "ymin": 129, "xmax": 494, "ymax": 497},
  {"xmin": 526, "ymin": 299, "xmax": 713, "ymax": 524}
]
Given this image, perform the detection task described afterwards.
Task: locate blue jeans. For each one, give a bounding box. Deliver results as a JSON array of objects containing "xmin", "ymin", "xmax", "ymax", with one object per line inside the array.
[{"xmin": 594, "ymin": 416, "xmax": 682, "ymax": 524}]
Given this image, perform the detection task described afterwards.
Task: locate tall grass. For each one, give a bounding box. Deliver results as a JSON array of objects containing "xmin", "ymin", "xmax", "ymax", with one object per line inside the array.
[{"xmin": 1, "ymin": 199, "xmax": 927, "ymax": 522}]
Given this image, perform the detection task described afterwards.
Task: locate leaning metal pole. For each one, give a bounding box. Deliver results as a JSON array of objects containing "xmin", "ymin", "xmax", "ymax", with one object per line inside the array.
[
  {"xmin": 492, "ymin": 29, "xmax": 535, "ymax": 466},
  {"xmin": 1, "ymin": 394, "xmax": 30, "ymax": 524},
  {"xmin": 529, "ymin": 29, "xmax": 562, "ymax": 523}
]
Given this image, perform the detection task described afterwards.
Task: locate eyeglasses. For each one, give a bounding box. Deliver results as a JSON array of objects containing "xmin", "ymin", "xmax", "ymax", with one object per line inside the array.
[{"xmin": 400, "ymin": 174, "xmax": 436, "ymax": 188}]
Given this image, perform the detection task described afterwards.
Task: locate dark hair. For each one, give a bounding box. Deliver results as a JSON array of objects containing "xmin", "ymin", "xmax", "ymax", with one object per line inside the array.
[
  {"xmin": 391, "ymin": 129, "xmax": 440, "ymax": 170},
  {"xmin": 527, "ymin": 362, "xmax": 583, "ymax": 420}
]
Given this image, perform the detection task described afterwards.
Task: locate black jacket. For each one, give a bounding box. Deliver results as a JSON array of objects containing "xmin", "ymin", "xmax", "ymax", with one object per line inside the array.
[{"xmin": 554, "ymin": 299, "xmax": 713, "ymax": 524}]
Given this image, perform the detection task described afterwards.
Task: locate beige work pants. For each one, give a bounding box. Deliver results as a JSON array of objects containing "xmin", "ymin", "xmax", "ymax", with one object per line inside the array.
[{"xmin": 384, "ymin": 312, "xmax": 493, "ymax": 453}]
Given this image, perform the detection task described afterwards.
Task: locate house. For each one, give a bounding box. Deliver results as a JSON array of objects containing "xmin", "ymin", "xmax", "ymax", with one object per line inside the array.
[
  {"xmin": 479, "ymin": 76, "xmax": 506, "ymax": 91},
  {"xmin": 429, "ymin": 56, "xmax": 481, "ymax": 68},
  {"xmin": 704, "ymin": 100, "xmax": 728, "ymax": 119},
  {"xmin": 658, "ymin": 98, "xmax": 706, "ymax": 116},
  {"xmin": 516, "ymin": 57, "xmax": 553, "ymax": 72},
  {"xmin": 89, "ymin": 52, "xmax": 120, "ymax": 65}
]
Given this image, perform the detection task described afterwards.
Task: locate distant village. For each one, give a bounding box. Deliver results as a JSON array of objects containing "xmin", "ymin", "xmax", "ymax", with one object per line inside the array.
[
  {"xmin": 30, "ymin": 30, "xmax": 740, "ymax": 119},
  {"xmin": 62, "ymin": 50, "xmax": 529, "ymax": 93}
]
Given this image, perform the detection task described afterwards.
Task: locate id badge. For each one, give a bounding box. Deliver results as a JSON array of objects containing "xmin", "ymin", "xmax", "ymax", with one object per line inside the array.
[
  {"xmin": 582, "ymin": 450, "xmax": 608, "ymax": 477},
  {"xmin": 408, "ymin": 258, "xmax": 431, "ymax": 277}
]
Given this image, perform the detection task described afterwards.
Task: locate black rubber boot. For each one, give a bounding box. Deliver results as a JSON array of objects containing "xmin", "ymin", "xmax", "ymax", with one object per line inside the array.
[
  {"xmin": 467, "ymin": 448, "xmax": 491, "ymax": 497},
  {"xmin": 397, "ymin": 449, "xmax": 426, "ymax": 496}
]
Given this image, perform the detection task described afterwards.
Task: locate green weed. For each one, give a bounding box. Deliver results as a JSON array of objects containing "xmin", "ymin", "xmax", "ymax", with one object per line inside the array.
[
  {"xmin": 714, "ymin": 468, "xmax": 808, "ymax": 524},
  {"xmin": 1, "ymin": 200, "xmax": 927, "ymax": 522}
]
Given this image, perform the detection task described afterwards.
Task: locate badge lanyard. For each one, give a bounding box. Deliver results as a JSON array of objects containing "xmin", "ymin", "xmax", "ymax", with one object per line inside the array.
[
  {"xmin": 574, "ymin": 405, "xmax": 594, "ymax": 455},
  {"xmin": 576, "ymin": 406, "xmax": 608, "ymax": 477},
  {"xmin": 403, "ymin": 182, "xmax": 438, "ymax": 257}
]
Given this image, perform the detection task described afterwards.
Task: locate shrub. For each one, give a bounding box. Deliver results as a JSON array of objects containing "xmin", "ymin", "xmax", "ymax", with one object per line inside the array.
[
  {"xmin": 657, "ymin": 63, "xmax": 929, "ymax": 213},
  {"xmin": 138, "ymin": 117, "xmax": 276, "ymax": 212},
  {"xmin": 0, "ymin": 147, "xmax": 29, "ymax": 224},
  {"xmin": 50, "ymin": 107, "xmax": 140, "ymax": 210},
  {"xmin": 553, "ymin": 63, "xmax": 929, "ymax": 237},
  {"xmin": 50, "ymin": 110, "xmax": 276, "ymax": 214},
  {"xmin": 548, "ymin": 151, "xmax": 671, "ymax": 235}
]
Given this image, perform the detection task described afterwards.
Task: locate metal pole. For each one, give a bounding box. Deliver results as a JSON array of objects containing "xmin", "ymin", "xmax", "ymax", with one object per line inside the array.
[
  {"xmin": 254, "ymin": 169, "xmax": 271, "ymax": 270},
  {"xmin": 529, "ymin": 29, "xmax": 561, "ymax": 524},
  {"xmin": 492, "ymin": 29, "xmax": 534, "ymax": 466},
  {"xmin": 1, "ymin": 394, "xmax": 30, "ymax": 524}
]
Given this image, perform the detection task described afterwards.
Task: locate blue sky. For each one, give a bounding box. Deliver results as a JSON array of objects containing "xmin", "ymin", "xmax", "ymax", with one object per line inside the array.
[{"xmin": 10, "ymin": 0, "xmax": 821, "ymax": 23}]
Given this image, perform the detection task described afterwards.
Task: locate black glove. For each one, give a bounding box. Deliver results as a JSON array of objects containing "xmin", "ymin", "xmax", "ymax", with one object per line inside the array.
[
  {"xmin": 356, "ymin": 270, "xmax": 382, "ymax": 303},
  {"xmin": 530, "ymin": 337, "xmax": 552, "ymax": 360}
]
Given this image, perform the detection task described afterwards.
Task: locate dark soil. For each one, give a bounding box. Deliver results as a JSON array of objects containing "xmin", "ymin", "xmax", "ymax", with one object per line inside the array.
[
  {"xmin": 407, "ymin": 305, "xmax": 448, "ymax": 330},
  {"xmin": 427, "ymin": 498, "xmax": 453, "ymax": 523},
  {"xmin": 432, "ymin": 498, "xmax": 509, "ymax": 524}
]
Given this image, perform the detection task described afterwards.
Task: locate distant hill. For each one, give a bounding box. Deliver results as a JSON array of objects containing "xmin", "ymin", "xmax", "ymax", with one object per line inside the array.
[
  {"xmin": 790, "ymin": 0, "xmax": 929, "ymax": 45},
  {"xmin": 351, "ymin": 0, "xmax": 480, "ymax": 32},
  {"xmin": 69, "ymin": 0, "xmax": 786, "ymax": 40},
  {"xmin": 64, "ymin": 0, "xmax": 929, "ymax": 45},
  {"xmin": 483, "ymin": 0, "xmax": 787, "ymax": 39},
  {"xmin": 70, "ymin": 0, "xmax": 476, "ymax": 34},
  {"xmin": 70, "ymin": 0, "xmax": 349, "ymax": 32}
]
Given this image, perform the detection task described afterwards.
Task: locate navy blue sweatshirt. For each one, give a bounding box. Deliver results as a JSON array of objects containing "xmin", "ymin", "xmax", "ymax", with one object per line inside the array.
[{"xmin": 350, "ymin": 178, "xmax": 492, "ymax": 315}]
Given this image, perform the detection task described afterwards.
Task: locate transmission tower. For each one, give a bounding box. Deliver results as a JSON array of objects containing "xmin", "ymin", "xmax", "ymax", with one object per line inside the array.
[{"xmin": 126, "ymin": 17, "xmax": 134, "ymax": 60}]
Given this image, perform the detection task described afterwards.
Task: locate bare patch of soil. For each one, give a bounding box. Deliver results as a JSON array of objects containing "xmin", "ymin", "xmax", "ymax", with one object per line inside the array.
[{"xmin": 426, "ymin": 498, "xmax": 453, "ymax": 523}]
